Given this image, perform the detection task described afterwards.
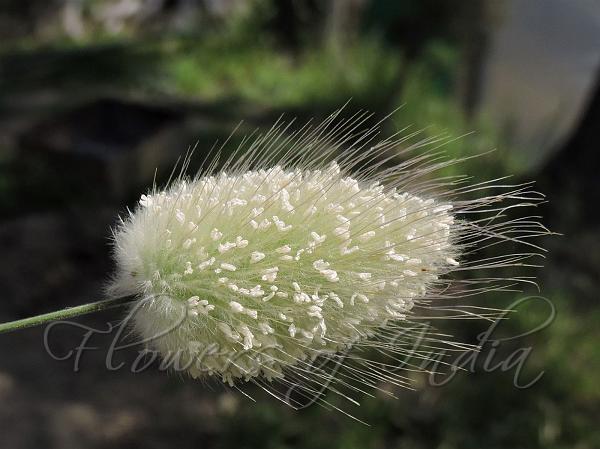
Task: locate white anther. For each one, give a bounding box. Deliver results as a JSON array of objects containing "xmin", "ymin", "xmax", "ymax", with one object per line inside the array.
[
  {"xmin": 258, "ymin": 218, "xmax": 271, "ymax": 230},
  {"xmin": 359, "ymin": 231, "xmax": 376, "ymax": 241},
  {"xmin": 244, "ymin": 308, "xmax": 258, "ymax": 319},
  {"xmin": 321, "ymin": 269, "xmax": 339, "ymax": 282},
  {"xmin": 261, "ymin": 267, "xmax": 279, "ymax": 282},
  {"xmin": 288, "ymin": 323, "xmax": 297, "ymax": 337},
  {"xmin": 312, "ymin": 259, "xmax": 330, "ymax": 270},
  {"xmin": 276, "ymin": 245, "xmax": 291, "ymax": 254},
  {"xmin": 220, "ymin": 263, "xmax": 237, "ymax": 271},
  {"xmin": 229, "ymin": 301, "xmax": 244, "ymax": 313},
  {"xmin": 250, "ymin": 251, "xmax": 265, "ymax": 263},
  {"xmin": 446, "ymin": 257, "xmax": 460, "ymax": 266},
  {"xmin": 218, "ymin": 242, "xmax": 237, "ymax": 253},
  {"xmin": 197, "ymin": 257, "xmax": 215, "ymax": 270},
  {"xmin": 273, "ymin": 216, "xmax": 292, "ymax": 232},
  {"xmin": 139, "ymin": 194, "xmax": 152, "ymax": 207},
  {"xmin": 310, "ymin": 231, "xmax": 326, "ymax": 244}
]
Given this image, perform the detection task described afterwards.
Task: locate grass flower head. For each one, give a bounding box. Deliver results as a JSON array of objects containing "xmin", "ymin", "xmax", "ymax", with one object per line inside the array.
[{"xmin": 109, "ymin": 111, "xmax": 548, "ymax": 410}]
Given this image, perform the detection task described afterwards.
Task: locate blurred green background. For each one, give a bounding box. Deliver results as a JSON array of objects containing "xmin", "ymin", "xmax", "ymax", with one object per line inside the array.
[{"xmin": 0, "ymin": 1, "xmax": 599, "ymax": 448}]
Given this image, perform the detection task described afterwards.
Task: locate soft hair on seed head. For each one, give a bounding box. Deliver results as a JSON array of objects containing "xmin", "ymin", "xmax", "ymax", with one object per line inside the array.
[{"xmin": 109, "ymin": 109, "xmax": 549, "ymax": 418}]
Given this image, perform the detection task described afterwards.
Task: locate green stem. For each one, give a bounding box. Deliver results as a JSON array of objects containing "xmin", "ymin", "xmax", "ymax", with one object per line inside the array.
[{"xmin": 0, "ymin": 296, "xmax": 135, "ymax": 334}]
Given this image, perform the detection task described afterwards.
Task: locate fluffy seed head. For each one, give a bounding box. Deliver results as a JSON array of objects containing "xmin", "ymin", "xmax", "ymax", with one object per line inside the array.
[{"xmin": 109, "ymin": 111, "xmax": 548, "ymax": 406}]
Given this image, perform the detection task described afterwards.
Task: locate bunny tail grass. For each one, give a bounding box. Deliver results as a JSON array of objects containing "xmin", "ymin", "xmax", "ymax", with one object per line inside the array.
[{"xmin": 106, "ymin": 107, "xmax": 551, "ymax": 415}]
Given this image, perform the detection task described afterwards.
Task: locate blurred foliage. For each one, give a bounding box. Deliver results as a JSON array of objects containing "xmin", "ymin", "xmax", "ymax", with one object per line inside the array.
[
  {"xmin": 161, "ymin": 36, "xmax": 401, "ymax": 109},
  {"xmin": 388, "ymin": 43, "xmax": 519, "ymax": 180}
]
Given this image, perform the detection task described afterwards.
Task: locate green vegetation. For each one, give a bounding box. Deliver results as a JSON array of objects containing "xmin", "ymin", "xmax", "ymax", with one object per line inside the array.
[{"xmin": 161, "ymin": 36, "xmax": 401, "ymax": 108}]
